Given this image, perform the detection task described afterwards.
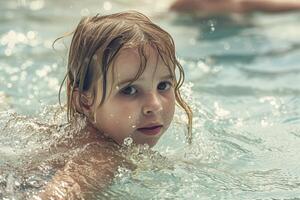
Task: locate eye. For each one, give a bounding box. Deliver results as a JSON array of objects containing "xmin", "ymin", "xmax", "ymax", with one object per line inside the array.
[
  {"xmin": 157, "ymin": 81, "xmax": 172, "ymax": 91},
  {"xmin": 121, "ymin": 85, "xmax": 137, "ymax": 96}
]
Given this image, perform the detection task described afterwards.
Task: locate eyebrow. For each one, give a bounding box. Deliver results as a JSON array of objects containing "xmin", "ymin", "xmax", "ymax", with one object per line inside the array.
[{"xmin": 117, "ymin": 74, "xmax": 175, "ymax": 87}]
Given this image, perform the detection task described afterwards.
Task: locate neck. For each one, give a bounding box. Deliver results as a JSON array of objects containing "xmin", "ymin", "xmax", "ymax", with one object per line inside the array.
[{"xmin": 84, "ymin": 120, "xmax": 118, "ymax": 145}]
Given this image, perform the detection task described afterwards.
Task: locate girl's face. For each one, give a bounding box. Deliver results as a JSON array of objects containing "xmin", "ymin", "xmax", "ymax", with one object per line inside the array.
[{"xmin": 91, "ymin": 46, "xmax": 175, "ymax": 147}]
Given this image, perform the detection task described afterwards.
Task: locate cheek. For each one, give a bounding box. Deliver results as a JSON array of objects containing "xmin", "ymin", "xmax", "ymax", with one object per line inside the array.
[
  {"xmin": 163, "ymin": 92, "xmax": 175, "ymax": 120},
  {"xmin": 97, "ymin": 99, "xmax": 140, "ymax": 127},
  {"xmin": 94, "ymin": 100, "xmax": 140, "ymax": 144}
]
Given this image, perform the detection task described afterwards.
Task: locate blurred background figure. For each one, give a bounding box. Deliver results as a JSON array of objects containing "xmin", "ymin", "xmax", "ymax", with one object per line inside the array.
[{"xmin": 170, "ymin": 0, "xmax": 300, "ymax": 15}]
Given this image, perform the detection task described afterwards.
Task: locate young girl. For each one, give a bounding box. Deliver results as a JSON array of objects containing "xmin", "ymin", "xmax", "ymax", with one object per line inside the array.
[{"xmin": 38, "ymin": 11, "xmax": 192, "ymax": 199}]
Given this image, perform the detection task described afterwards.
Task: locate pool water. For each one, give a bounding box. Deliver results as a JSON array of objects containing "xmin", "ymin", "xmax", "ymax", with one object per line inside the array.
[{"xmin": 1, "ymin": 0, "xmax": 300, "ymax": 199}]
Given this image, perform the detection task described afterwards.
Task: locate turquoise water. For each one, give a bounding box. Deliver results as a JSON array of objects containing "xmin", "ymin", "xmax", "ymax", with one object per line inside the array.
[{"xmin": 1, "ymin": 0, "xmax": 300, "ymax": 199}]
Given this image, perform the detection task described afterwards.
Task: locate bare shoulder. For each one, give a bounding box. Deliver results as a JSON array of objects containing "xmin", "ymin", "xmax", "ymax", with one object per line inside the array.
[{"xmin": 38, "ymin": 140, "xmax": 132, "ymax": 199}]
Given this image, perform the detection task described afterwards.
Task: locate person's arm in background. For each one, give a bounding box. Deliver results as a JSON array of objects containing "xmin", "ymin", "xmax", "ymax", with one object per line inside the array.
[
  {"xmin": 239, "ymin": 0, "xmax": 300, "ymax": 13},
  {"xmin": 170, "ymin": 0, "xmax": 300, "ymax": 14},
  {"xmin": 169, "ymin": 0, "xmax": 235, "ymax": 14}
]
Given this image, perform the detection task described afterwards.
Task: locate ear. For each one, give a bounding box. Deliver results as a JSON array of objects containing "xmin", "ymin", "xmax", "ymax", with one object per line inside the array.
[{"xmin": 72, "ymin": 89, "xmax": 94, "ymax": 117}]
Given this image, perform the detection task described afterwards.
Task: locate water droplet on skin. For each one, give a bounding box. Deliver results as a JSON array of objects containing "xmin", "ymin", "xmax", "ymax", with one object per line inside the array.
[
  {"xmin": 123, "ymin": 137, "xmax": 133, "ymax": 146},
  {"xmin": 128, "ymin": 116, "xmax": 132, "ymax": 119},
  {"xmin": 132, "ymin": 125, "xmax": 136, "ymax": 128},
  {"xmin": 92, "ymin": 55, "xmax": 98, "ymax": 60}
]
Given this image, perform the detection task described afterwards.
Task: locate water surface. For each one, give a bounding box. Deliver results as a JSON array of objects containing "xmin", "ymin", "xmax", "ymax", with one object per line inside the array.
[{"xmin": 1, "ymin": 0, "xmax": 300, "ymax": 199}]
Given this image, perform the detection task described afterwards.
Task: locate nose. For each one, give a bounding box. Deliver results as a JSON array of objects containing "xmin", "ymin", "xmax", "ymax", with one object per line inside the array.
[{"xmin": 142, "ymin": 92, "xmax": 163, "ymax": 116}]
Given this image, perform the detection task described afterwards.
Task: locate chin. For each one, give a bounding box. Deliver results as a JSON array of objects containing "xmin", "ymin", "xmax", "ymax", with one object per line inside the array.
[
  {"xmin": 145, "ymin": 139, "xmax": 159, "ymax": 148},
  {"xmin": 133, "ymin": 133, "xmax": 163, "ymax": 148}
]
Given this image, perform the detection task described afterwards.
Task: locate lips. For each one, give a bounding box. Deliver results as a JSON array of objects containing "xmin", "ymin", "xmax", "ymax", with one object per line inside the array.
[{"xmin": 137, "ymin": 124, "xmax": 163, "ymax": 135}]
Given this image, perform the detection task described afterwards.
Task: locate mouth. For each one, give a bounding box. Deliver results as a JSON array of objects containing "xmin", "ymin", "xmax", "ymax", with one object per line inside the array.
[{"xmin": 137, "ymin": 124, "xmax": 163, "ymax": 136}]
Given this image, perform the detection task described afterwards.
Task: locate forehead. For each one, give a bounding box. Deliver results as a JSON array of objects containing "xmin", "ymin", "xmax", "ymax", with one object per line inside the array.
[
  {"xmin": 114, "ymin": 47, "xmax": 141, "ymax": 67},
  {"xmin": 111, "ymin": 46, "xmax": 173, "ymax": 81}
]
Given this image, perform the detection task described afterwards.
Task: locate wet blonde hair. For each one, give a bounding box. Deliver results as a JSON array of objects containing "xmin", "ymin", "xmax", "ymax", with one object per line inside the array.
[{"xmin": 57, "ymin": 11, "xmax": 193, "ymax": 143}]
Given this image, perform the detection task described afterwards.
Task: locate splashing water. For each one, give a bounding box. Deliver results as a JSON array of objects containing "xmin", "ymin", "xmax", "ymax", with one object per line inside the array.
[
  {"xmin": 1, "ymin": 0, "xmax": 300, "ymax": 199},
  {"xmin": 122, "ymin": 137, "xmax": 133, "ymax": 147}
]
